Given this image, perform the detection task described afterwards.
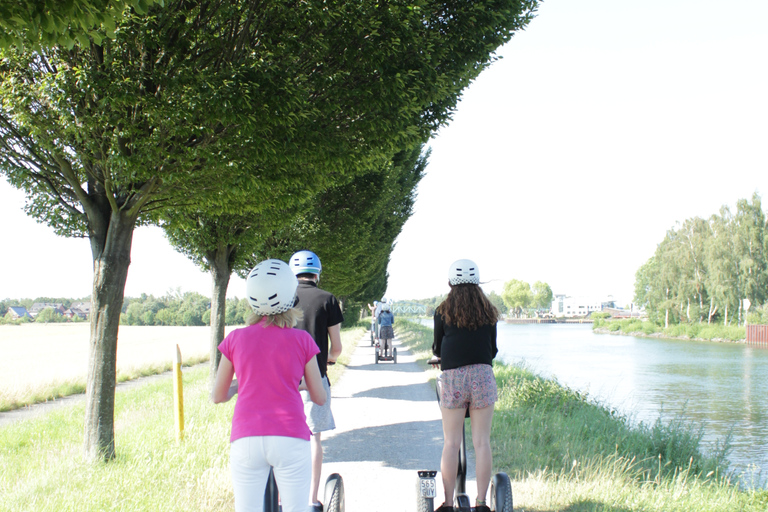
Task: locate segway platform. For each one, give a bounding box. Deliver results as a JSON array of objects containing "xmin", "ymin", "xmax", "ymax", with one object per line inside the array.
[{"xmin": 374, "ymin": 341, "xmax": 397, "ymax": 364}]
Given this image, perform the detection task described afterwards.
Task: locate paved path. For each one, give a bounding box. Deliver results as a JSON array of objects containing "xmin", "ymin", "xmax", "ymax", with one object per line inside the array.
[{"xmin": 320, "ymin": 333, "xmax": 478, "ymax": 512}]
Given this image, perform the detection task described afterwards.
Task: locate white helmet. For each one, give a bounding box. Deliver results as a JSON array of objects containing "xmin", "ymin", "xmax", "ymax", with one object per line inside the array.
[
  {"xmin": 382, "ymin": 303, "xmax": 391, "ymax": 312},
  {"xmin": 448, "ymin": 259, "xmax": 479, "ymax": 285},
  {"xmin": 246, "ymin": 259, "xmax": 299, "ymax": 315}
]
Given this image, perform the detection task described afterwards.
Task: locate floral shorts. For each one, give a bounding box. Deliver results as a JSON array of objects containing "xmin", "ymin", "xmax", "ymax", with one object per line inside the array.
[{"xmin": 439, "ymin": 364, "xmax": 497, "ymax": 410}]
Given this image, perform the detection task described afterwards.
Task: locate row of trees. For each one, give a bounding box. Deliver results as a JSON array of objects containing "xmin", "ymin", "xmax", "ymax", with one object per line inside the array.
[
  {"xmin": 405, "ymin": 279, "xmax": 555, "ymax": 319},
  {"xmin": 0, "ymin": 297, "xmax": 84, "ymax": 316},
  {"xmin": 501, "ymin": 279, "xmax": 553, "ymax": 317},
  {"xmin": 1, "ymin": 0, "xmax": 540, "ymax": 460},
  {"xmin": 403, "ymin": 291, "xmax": 508, "ymax": 317},
  {"xmin": 634, "ymin": 193, "xmax": 767, "ymax": 327}
]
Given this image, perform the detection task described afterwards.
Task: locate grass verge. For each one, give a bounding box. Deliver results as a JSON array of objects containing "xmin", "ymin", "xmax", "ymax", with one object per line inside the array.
[
  {"xmin": 0, "ymin": 326, "xmax": 364, "ymax": 413},
  {"xmin": 593, "ymin": 318, "xmax": 747, "ymax": 342},
  {"xmin": 0, "ymin": 354, "xmax": 210, "ymax": 413},
  {"xmin": 0, "ymin": 325, "xmax": 364, "ymax": 512},
  {"xmin": 3, "ymin": 321, "xmax": 766, "ymax": 511},
  {"xmin": 394, "ymin": 318, "xmax": 768, "ymax": 511}
]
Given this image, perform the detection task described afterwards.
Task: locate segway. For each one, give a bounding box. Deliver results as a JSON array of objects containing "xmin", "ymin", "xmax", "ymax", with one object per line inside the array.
[
  {"xmin": 264, "ymin": 468, "xmax": 345, "ymax": 512},
  {"xmin": 416, "ymin": 357, "xmax": 513, "ymax": 512},
  {"xmin": 375, "ymin": 337, "xmax": 397, "ymax": 364}
]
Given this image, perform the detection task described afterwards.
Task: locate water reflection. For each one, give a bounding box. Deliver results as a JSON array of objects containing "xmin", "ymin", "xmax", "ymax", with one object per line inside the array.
[{"xmin": 491, "ymin": 322, "xmax": 768, "ymax": 486}]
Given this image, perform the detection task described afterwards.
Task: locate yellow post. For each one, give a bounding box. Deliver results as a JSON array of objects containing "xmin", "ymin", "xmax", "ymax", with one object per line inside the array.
[{"xmin": 173, "ymin": 344, "xmax": 184, "ymax": 442}]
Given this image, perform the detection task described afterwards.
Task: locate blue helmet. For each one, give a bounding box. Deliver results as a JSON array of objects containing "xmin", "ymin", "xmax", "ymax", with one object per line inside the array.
[{"xmin": 289, "ymin": 250, "xmax": 322, "ymax": 275}]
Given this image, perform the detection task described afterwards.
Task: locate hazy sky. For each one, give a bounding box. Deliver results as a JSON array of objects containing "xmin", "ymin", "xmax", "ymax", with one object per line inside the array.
[{"xmin": 2, "ymin": 0, "xmax": 767, "ymax": 305}]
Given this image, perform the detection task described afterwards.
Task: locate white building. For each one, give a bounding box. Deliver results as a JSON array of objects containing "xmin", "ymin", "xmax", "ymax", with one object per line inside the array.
[{"xmin": 550, "ymin": 294, "xmax": 611, "ymax": 318}]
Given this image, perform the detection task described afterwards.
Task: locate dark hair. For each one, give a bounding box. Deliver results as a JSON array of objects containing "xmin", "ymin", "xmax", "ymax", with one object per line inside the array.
[{"xmin": 436, "ymin": 283, "xmax": 499, "ymax": 330}]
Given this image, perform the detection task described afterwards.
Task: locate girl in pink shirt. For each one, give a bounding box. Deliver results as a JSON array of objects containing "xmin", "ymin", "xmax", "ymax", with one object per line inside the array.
[{"xmin": 213, "ymin": 259, "xmax": 326, "ymax": 512}]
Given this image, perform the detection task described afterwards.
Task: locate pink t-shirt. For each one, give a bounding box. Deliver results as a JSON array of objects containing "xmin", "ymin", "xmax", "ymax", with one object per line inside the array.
[{"xmin": 218, "ymin": 320, "xmax": 320, "ymax": 442}]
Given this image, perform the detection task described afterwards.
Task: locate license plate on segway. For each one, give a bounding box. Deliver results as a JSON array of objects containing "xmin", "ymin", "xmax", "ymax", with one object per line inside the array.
[{"xmin": 418, "ymin": 470, "xmax": 437, "ymax": 498}]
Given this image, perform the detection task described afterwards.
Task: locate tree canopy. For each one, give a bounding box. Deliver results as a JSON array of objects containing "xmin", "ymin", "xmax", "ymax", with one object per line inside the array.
[
  {"xmin": 1, "ymin": 0, "xmax": 539, "ymax": 461},
  {"xmin": 0, "ymin": 0, "xmax": 161, "ymax": 49},
  {"xmin": 634, "ymin": 193, "xmax": 767, "ymax": 327}
]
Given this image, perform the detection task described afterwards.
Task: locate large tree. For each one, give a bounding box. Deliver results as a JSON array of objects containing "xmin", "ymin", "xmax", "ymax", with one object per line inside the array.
[
  {"xmin": 634, "ymin": 194, "xmax": 768, "ymax": 326},
  {"xmin": 265, "ymin": 145, "xmax": 429, "ymax": 310},
  {"xmin": 1, "ymin": 0, "xmax": 539, "ymax": 460},
  {"xmin": 0, "ymin": 0, "xmax": 161, "ymax": 49},
  {"xmin": 734, "ymin": 194, "xmax": 767, "ymax": 322},
  {"xmin": 531, "ymin": 280, "xmax": 553, "ymax": 309},
  {"xmin": 502, "ymin": 279, "xmax": 532, "ymax": 317}
]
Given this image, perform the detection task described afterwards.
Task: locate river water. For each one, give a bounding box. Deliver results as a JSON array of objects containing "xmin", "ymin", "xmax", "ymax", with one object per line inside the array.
[{"xmin": 419, "ymin": 319, "xmax": 768, "ymax": 487}]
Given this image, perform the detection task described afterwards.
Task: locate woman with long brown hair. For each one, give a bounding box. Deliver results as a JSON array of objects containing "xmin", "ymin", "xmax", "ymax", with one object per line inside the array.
[{"xmin": 432, "ymin": 259, "xmax": 499, "ymax": 512}]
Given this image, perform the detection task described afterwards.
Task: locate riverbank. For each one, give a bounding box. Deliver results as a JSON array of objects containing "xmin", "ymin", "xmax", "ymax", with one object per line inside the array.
[
  {"xmin": 592, "ymin": 317, "xmax": 747, "ymax": 343},
  {"xmin": 2, "ymin": 321, "xmax": 767, "ymax": 510},
  {"xmin": 397, "ymin": 318, "xmax": 768, "ymax": 509}
]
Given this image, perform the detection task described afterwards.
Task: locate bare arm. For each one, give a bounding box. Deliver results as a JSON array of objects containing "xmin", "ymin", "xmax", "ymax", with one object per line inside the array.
[
  {"xmin": 304, "ymin": 355, "xmax": 327, "ymax": 405},
  {"xmin": 328, "ymin": 322, "xmax": 342, "ymax": 363},
  {"xmin": 211, "ymin": 355, "xmax": 238, "ymax": 403}
]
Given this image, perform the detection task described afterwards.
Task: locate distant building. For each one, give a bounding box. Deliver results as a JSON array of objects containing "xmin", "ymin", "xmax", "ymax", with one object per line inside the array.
[
  {"xmin": 7, "ymin": 306, "xmax": 33, "ymax": 320},
  {"xmin": 28, "ymin": 302, "xmax": 67, "ymax": 318},
  {"xmin": 550, "ymin": 294, "xmax": 608, "ymax": 318},
  {"xmin": 67, "ymin": 301, "xmax": 91, "ymax": 320}
]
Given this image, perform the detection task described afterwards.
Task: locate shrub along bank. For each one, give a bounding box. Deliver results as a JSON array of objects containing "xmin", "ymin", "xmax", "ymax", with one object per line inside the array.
[
  {"xmin": 592, "ymin": 317, "xmax": 747, "ymax": 342},
  {"xmin": 395, "ymin": 318, "xmax": 768, "ymax": 511}
]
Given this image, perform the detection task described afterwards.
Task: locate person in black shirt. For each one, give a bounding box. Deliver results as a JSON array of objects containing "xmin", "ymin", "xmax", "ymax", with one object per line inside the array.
[
  {"xmin": 289, "ymin": 250, "xmax": 344, "ymax": 512},
  {"xmin": 432, "ymin": 259, "xmax": 499, "ymax": 512}
]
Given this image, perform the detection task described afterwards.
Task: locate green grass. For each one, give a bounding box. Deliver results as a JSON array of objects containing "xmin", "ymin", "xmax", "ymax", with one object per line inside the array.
[
  {"xmin": 393, "ymin": 319, "xmax": 768, "ymax": 511},
  {"xmin": 0, "ymin": 325, "xmax": 365, "ymax": 512},
  {"xmin": 593, "ymin": 318, "xmax": 747, "ymax": 342},
  {"xmin": 0, "ymin": 326, "xmax": 364, "ymax": 414},
  {"xmin": 2, "ymin": 321, "xmax": 766, "ymax": 511},
  {"xmin": 0, "ymin": 354, "xmax": 210, "ymax": 413}
]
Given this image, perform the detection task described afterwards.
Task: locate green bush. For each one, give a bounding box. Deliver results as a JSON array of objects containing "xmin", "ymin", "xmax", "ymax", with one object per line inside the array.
[{"xmin": 34, "ymin": 307, "xmax": 66, "ymax": 323}]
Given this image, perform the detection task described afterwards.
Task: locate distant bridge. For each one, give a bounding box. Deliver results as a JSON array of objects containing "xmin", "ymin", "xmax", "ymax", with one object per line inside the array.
[{"xmin": 392, "ymin": 301, "xmax": 427, "ymax": 315}]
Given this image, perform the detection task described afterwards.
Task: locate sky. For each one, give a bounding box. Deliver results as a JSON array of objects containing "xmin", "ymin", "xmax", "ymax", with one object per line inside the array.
[{"xmin": 2, "ymin": 0, "xmax": 767, "ymax": 305}]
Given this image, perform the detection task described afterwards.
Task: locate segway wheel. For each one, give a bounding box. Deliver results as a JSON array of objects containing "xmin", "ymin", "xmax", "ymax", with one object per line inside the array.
[
  {"xmin": 454, "ymin": 494, "xmax": 471, "ymax": 512},
  {"xmin": 324, "ymin": 473, "xmax": 345, "ymax": 512},
  {"xmin": 393, "ymin": 347, "xmax": 397, "ymax": 364},
  {"xmin": 374, "ymin": 349, "xmax": 379, "ymax": 364},
  {"xmin": 490, "ymin": 472, "xmax": 513, "ymax": 512}
]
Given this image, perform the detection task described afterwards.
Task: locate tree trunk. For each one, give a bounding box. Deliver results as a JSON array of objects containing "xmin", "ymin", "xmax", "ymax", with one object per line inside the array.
[
  {"xmin": 208, "ymin": 245, "xmax": 233, "ymax": 388},
  {"xmin": 84, "ymin": 210, "xmax": 137, "ymax": 462},
  {"xmin": 665, "ymin": 308, "xmax": 669, "ymax": 329},
  {"xmin": 724, "ymin": 303, "xmax": 729, "ymax": 326}
]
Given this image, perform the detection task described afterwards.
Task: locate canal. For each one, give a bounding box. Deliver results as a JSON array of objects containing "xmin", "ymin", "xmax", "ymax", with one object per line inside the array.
[
  {"xmin": 495, "ymin": 322, "xmax": 768, "ymax": 487},
  {"xmin": 418, "ymin": 318, "xmax": 768, "ymax": 487}
]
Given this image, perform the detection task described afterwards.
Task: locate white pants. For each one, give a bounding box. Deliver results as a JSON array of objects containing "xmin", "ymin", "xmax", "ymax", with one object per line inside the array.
[{"xmin": 230, "ymin": 436, "xmax": 311, "ymax": 512}]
